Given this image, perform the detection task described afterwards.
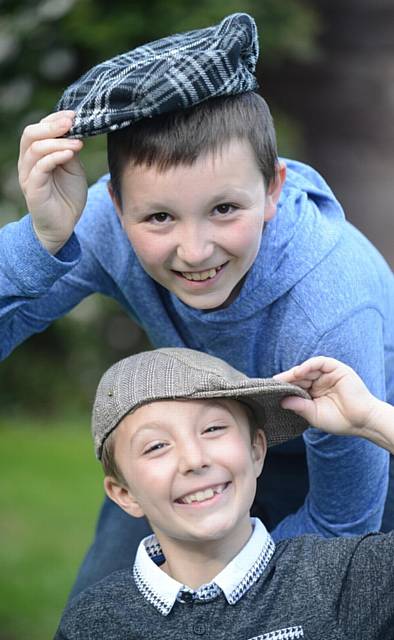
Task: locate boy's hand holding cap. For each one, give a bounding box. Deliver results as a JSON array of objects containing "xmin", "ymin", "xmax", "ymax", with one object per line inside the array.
[{"xmin": 18, "ymin": 111, "xmax": 87, "ymax": 255}]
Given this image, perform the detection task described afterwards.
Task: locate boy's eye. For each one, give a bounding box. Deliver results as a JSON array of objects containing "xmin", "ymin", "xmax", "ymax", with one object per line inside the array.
[
  {"xmin": 214, "ymin": 203, "xmax": 236, "ymax": 215},
  {"xmin": 144, "ymin": 441, "xmax": 167, "ymax": 454},
  {"xmin": 147, "ymin": 212, "xmax": 171, "ymax": 224},
  {"xmin": 203, "ymin": 425, "xmax": 227, "ymax": 434}
]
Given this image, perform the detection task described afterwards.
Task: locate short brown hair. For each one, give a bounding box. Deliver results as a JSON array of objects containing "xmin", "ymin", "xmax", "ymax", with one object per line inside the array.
[
  {"xmin": 101, "ymin": 428, "xmax": 127, "ymax": 486},
  {"xmin": 107, "ymin": 91, "xmax": 278, "ymax": 206},
  {"xmin": 100, "ymin": 399, "xmax": 263, "ymax": 485}
]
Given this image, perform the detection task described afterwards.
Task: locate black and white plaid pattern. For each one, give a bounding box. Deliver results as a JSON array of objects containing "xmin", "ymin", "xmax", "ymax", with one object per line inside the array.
[
  {"xmin": 57, "ymin": 13, "xmax": 258, "ymax": 138},
  {"xmin": 248, "ymin": 627, "xmax": 304, "ymax": 640}
]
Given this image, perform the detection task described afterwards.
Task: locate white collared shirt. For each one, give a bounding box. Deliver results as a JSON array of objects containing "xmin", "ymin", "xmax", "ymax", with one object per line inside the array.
[{"xmin": 133, "ymin": 518, "xmax": 275, "ymax": 615}]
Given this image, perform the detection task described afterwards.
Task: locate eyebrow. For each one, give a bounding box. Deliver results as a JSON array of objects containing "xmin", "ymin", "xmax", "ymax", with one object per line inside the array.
[
  {"xmin": 129, "ymin": 423, "xmax": 164, "ymax": 445},
  {"xmin": 206, "ymin": 187, "xmax": 252, "ymax": 205},
  {"xmin": 129, "ymin": 187, "xmax": 252, "ymax": 215}
]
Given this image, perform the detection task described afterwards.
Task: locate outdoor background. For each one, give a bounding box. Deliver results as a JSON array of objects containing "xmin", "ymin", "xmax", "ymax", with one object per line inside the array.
[{"xmin": 0, "ymin": 1, "xmax": 393, "ymax": 638}]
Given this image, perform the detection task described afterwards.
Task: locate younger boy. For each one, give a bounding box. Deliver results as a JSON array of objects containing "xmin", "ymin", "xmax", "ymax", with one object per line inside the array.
[
  {"xmin": 55, "ymin": 348, "xmax": 394, "ymax": 640},
  {"xmin": 2, "ymin": 13, "xmax": 394, "ymax": 595}
]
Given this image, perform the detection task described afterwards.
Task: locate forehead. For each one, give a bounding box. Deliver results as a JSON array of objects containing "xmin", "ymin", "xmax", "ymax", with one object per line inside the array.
[
  {"xmin": 119, "ymin": 138, "xmax": 262, "ymax": 200},
  {"xmin": 117, "ymin": 397, "xmax": 249, "ymax": 436}
]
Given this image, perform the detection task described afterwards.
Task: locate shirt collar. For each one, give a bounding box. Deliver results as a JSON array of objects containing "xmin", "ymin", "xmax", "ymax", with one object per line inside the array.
[{"xmin": 133, "ymin": 518, "xmax": 275, "ymax": 615}]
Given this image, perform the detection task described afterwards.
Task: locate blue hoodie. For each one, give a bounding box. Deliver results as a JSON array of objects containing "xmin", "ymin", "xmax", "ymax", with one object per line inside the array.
[{"xmin": 1, "ymin": 159, "xmax": 393, "ymax": 539}]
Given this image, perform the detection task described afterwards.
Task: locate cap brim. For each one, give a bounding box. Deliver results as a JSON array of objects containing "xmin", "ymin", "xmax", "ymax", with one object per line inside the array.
[{"xmin": 183, "ymin": 380, "xmax": 310, "ymax": 447}]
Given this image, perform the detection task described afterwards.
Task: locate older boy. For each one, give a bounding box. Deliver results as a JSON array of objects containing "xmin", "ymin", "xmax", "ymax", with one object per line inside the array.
[
  {"xmin": 1, "ymin": 13, "xmax": 394, "ymax": 595},
  {"xmin": 55, "ymin": 348, "xmax": 394, "ymax": 640}
]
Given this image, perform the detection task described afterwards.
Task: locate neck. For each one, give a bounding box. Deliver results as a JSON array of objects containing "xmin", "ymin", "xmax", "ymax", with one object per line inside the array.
[
  {"xmin": 156, "ymin": 518, "xmax": 253, "ymax": 590},
  {"xmin": 202, "ymin": 273, "xmax": 248, "ymax": 313}
]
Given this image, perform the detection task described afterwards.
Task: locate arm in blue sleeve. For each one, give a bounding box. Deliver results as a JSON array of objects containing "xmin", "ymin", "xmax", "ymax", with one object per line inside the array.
[
  {"xmin": 272, "ymin": 308, "xmax": 389, "ymax": 540},
  {"xmin": 0, "ymin": 180, "xmax": 118, "ymax": 360},
  {"xmin": 0, "ymin": 214, "xmax": 85, "ymax": 359}
]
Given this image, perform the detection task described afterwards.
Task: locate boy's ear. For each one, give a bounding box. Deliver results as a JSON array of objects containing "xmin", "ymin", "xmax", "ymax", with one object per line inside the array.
[
  {"xmin": 263, "ymin": 161, "xmax": 286, "ymax": 222},
  {"xmin": 104, "ymin": 476, "xmax": 145, "ymax": 519},
  {"xmin": 107, "ymin": 181, "xmax": 123, "ymax": 221},
  {"xmin": 252, "ymin": 429, "xmax": 267, "ymax": 479}
]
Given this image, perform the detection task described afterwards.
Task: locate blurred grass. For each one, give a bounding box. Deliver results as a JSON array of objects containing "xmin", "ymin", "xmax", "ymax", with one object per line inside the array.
[{"xmin": 0, "ymin": 417, "xmax": 103, "ymax": 640}]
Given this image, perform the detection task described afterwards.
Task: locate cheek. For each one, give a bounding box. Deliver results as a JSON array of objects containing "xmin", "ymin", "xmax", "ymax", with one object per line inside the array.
[
  {"xmin": 226, "ymin": 217, "xmax": 263, "ymax": 259},
  {"xmin": 217, "ymin": 436, "xmax": 253, "ymax": 470},
  {"xmin": 125, "ymin": 228, "xmax": 168, "ymax": 268},
  {"xmin": 129, "ymin": 460, "xmax": 172, "ymax": 501}
]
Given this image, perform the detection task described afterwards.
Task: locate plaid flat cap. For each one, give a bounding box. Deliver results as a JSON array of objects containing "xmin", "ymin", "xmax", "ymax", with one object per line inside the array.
[
  {"xmin": 56, "ymin": 12, "xmax": 259, "ymax": 138},
  {"xmin": 92, "ymin": 348, "xmax": 310, "ymax": 459}
]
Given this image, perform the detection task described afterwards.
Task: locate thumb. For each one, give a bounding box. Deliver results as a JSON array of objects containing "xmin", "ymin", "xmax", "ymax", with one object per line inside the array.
[
  {"xmin": 62, "ymin": 151, "xmax": 85, "ymax": 177},
  {"xmin": 281, "ymin": 396, "xmax": 316, "ymax": 424}
]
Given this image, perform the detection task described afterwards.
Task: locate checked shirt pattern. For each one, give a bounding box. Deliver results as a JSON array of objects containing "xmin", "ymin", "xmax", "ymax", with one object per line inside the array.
[
  {"xmin": 248, "ymin": 627, "xmax": 304, "ymax": 640},
  {"xmin": 133, "ymin": 521, "xmax": 275, "ymax": 615}
]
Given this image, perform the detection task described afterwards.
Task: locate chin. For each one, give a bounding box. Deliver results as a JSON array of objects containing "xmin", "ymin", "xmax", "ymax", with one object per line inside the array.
[
  {"xmin": 189, "ymin": 518, "xmax": 238, "ymax": 541},
  {"xmin": 186, "ymin": 299, "xmax": 226, "ymax": 311},
  {"xmin": 178, "ymin": 290, "xmax": 233, "ymax": 311}
]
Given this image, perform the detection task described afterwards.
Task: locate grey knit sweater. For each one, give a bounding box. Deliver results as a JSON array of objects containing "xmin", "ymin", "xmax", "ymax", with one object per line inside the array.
[{"xmin": 55, "ymin": 532, "xmax": 394, "ymax": 640}]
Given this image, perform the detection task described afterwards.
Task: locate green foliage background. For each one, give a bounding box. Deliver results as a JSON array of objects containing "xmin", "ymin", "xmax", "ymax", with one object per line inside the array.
[{"xmin": 0, "ymin": 1, "xmax": 320, "ymax": 637}]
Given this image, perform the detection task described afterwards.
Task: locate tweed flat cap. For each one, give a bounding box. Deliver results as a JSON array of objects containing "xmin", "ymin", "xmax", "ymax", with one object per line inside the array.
[
  {"xmin": 56, "ymin": 12, "xmax": 259, "ymax": 138},
  {"xmin": 92, "ymin": 348, "xmax": 310, "ymax": 459}
]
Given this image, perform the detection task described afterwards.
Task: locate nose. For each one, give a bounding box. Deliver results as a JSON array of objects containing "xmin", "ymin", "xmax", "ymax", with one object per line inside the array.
[
  {"xmin": 178, "ymin": 437, "xmax": 210, "ymax": 475},
  {"xmin": 176, "ymin": 222, "xmax": 214, "ymax": 267}
]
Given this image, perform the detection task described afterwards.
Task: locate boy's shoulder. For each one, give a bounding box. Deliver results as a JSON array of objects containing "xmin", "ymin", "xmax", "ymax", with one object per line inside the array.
[
  {"xmin": 264, "ymin": 160, "xmax": 394, "ymax": 327},
  {"xmin": 266, "ymin": 534, "xmax": 354, "ymax": 610},
  {"xmin": 274, "ymin": 530, "xmax": 393, "ymax": 580},
  {"xmin": 57, "ymin": 567, "xmax": 149, "ymax": 636},
  {"xmin": 65, "ymin": 566, "xmax": 137, "ymax": 605},
  {"xmin": 242, "ymin": 532, "xmax": 394, "ymax": 640},
  {"xmin": 262, "ymin": 160, "xmax": 392, "ymax": 299},
  {"xmin": 285, "ymin": 222, "xmax": 394, "ymax": 333}
]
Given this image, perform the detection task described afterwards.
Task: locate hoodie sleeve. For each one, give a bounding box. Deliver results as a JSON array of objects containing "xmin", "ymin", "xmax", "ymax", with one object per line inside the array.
[
  {"xmin": 271, "ymin": 307, "xmax": 389, "ymax": 541},
  {"xmin": 0, "ymin": 177, "xmax": 119, "ymax": 361}
]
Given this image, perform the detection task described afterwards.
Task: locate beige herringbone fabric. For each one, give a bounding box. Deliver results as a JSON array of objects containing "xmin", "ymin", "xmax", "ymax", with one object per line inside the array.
[{"xmin": 92, "ymin": 348, "xmax": 310, "ymax": 458}]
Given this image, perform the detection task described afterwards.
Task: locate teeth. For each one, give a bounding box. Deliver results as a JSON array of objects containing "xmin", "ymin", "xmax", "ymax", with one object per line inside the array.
[
  {"xmin": 181, "ymin": 268, "xmax": 219, "ymax": 281},
  {"xmin": 180, "ymin": 483, "xmax": 227, "ymax": 504}
]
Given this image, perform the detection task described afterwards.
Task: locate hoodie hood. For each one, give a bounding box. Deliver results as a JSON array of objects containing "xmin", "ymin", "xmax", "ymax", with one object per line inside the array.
[{"xmin": 170, "ymin": 158, "xmax": 346, "ymax": 324}]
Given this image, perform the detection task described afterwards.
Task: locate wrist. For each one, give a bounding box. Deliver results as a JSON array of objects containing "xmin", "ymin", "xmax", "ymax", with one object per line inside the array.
[
  {"xmin": 361, "ymin": 398, "xmax": 394, "ymax": 454},
  {"xmin": 32, "ymin": 223, "xmax": 69, "ymax": 255}
]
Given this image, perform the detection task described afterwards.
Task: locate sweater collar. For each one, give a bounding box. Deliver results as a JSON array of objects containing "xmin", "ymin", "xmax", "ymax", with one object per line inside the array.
[{"xmin": 133, "ymin": 518, "xmax": 275, "ymax": 615}]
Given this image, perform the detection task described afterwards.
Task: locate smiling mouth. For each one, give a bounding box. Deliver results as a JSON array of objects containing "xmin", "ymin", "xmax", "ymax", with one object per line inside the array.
[
  {"xmin": 175, "ymin": 482, "xmax": 230, "ymax": 505},
  {"xmin": 174, "ymin": 263, "xmax": 226, "ymax": 282}
]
